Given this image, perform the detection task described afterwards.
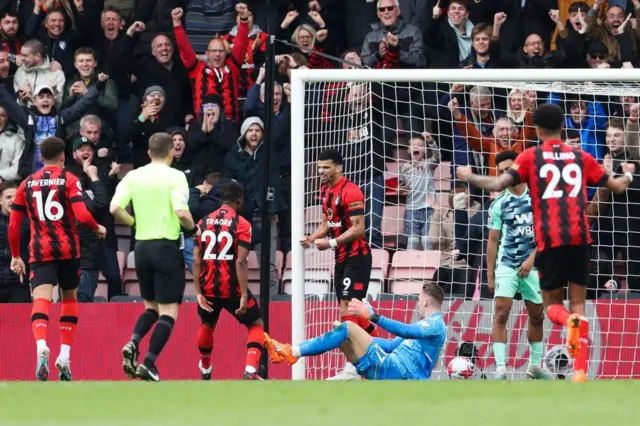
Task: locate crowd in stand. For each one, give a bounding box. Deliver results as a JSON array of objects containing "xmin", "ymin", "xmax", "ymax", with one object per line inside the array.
[{"xmin": 0, "ymin": 0, "xmax": 639, "ymax": 304}]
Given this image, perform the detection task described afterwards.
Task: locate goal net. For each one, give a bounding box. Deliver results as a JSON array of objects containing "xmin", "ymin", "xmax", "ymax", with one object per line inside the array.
[{"xmin": 289, "ymin": 69, "xmax": 640, "ymax": 381}]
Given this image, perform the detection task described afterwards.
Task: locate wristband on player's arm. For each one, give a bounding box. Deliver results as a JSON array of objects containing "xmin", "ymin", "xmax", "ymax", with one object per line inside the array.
[{"xmin": 370, "ymin": 312, "xmax": 380, "ymax": 324}]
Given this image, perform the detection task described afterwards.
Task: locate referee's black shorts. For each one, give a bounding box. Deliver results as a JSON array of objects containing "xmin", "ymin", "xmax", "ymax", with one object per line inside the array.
[{"xmin": 135, "ymin": 239, "xmax": 185, "ymax": 304}]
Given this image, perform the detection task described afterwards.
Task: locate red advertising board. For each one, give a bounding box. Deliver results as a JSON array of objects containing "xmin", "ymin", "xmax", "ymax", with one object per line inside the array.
[{"xmin": 1, "ymin": 300, "xmax": 638, "ymax": 380}]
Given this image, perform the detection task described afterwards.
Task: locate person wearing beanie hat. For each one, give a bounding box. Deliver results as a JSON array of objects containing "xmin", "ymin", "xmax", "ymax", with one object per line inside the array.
[
  {"xmin": 223, "ymin": 116, "xmax": 286, "ymax": 296},
  {"xmin": 130, "ymin": 86, "xmax": 172, "ymax": 169}
]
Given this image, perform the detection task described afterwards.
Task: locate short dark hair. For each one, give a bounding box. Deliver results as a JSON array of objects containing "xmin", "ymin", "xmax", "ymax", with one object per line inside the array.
[
  {"xmin": 608, "ymin": 117, "xmax": 625, "ymax": 131},
  {"xmin": 568, "ymin": 1, "xmax": 589, "ymax": 14},
  {"xmin": 0, "ymin": 11, "xmax": 19, "ymax": 20},
  {"xmin": 0, "ymin": 181, "xmax": 17, "ymax": 196},
  {"xmin": 449, "ymin": 0, "xmax": 468, "ymax": 9},
  {"xmin": 422, "ymin": 283, "xmax": 445, "ymax": 306},
  {"xmin": 533, "ymin": 103, "xmax": 565, "ymax": 133},
  {"xmin": 204, "ymin": 172, "xmax": 224, "ymax": 187},
  {"xmin": 40, "ymin": 137, "xmax": 66, "ymax": 161},
  {"xmin": 74, "ymin": 46, "xmax": 96, "ymax": 60},
  {"xmin": 495, "ymin": 150, "xmax": 519, "ymax": 167},
  {"xmin": 102, "ymin": 6, "xmax": 122, "ymax": 18},
  {"xmin": 148, "ymin": 133, "xmax": 174, "ymax": 158},
  {"xmin": 23, "ymin": 39, "xmax": 45, "ymax": 56},
  {"xmin": 562, "ymin": 128, "xmax": 580, "ymax": 141},
  {"xmin": 220, "ymin": 181, "xmax": 244, "ymax": 203},
  {"xmin": 318, "ymin": 148, "xmax": 343, "ymax": 165}
]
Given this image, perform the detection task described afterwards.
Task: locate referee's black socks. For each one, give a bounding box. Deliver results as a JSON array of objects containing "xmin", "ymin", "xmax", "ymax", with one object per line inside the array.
[
  {"xmin": 143, "ymin": 315, "xmax": 175, "ymax": 368},
  {"xmin": 131, "ymin": 308, "xmax": 159, "ymax": 347}
]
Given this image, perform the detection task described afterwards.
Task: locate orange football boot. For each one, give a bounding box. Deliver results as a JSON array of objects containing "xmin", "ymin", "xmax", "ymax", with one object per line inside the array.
[{"xmin": 264, "ymin": 333, "xmax": 299, "ymax": 365}]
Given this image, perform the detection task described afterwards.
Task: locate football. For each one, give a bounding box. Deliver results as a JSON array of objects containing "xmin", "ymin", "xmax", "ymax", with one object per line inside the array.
[{"xmin": 447, "ymin": 356, "xmax": 475, "ymax": 379}]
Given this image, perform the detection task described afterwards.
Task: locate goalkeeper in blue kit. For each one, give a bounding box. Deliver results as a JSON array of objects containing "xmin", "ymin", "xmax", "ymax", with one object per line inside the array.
[{"xmin": 264, "ymin": 283, "xmax": 446, "ymax": 380}]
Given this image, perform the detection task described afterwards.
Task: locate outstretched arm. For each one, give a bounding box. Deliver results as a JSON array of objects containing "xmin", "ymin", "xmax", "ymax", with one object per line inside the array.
[
  {"xmin": 374, "ymin": 316, "xmax": 441, "ymax": 339},
  {"xmin": 457, "ymin": 166, "xmax": 515, "ymax": 192}
]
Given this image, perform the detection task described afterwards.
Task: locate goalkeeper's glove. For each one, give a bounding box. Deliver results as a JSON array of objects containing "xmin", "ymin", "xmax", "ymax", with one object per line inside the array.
[{"xmin": 348, "ymin": 298, "xmax": 379, "ymax": 323}]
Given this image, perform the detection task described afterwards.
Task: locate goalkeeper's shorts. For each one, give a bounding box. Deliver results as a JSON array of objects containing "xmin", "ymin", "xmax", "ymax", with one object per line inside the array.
[{"xmin": 354, "ymin": 343, "xmax": 405, "ymax": 380}]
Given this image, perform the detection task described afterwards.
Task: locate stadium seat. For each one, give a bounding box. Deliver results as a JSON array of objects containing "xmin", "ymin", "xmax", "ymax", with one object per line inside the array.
[
  {"xmin": 435, "ymin": 178, "xmax": 452, "ymax": 192},
  {"xmin": 381, "ymin": 205, "xmax": 406, "ymax": 248},
  {"xmin": 123, "ymin": 280, "xmax": 141, "ymax": 296},
  {"xmin": 276, "ymin": 250, "xmax": 284, "ymax": 282},
  {"xmin": 93, "ymin": 296, "xmax": 107, "ymax": 303},
  {"xmin": 388, "ymin": 250, "xmax": 441, "ymax": 294},
  {"xmin": 183, "ymin": 295, "xmax": 197, "ymax": 302},
  {"xmin": 271, "ymin": 293, "xmax": 292, "ymax": 302},
  {"xmin": 183, "ymin": 269, "xmax": 196, "ymax": 296},
  {"xmin": 377, "ymin": 293, "xmax": 419, "ymax": 302},
  {"xmin": 369, "ymin": 248, "xmax": 390, "ymax": 300},
  {"xmin": 98, "ymin": 251, "xmax": 126, "ymax": 284},
  {"xmin": 126, "ymin": 251, "xmax": 135, "ymax": 269},
  {"xmin": 434, "ymin": 162, "xmax": 452, "ymax": 180},
  {"xmin": 110, "ymin": 295, "xmax": 144, "ymax": 302},
  {"xmin": 282, "ymin": 249, "xmax": 334, "ymax": 296},
  {"xmin": 95, "ymin": 283, "xmax": 109, "ymax": 300},
  {"xmin": 123, "ymin": 253, "xmax": 139, "ymax": 295}
]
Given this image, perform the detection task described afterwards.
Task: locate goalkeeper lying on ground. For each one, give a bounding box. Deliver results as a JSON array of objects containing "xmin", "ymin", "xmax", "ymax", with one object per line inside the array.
[{"xmin": 264, "ymin": 283, "xmax": 447, "ymax": 380}]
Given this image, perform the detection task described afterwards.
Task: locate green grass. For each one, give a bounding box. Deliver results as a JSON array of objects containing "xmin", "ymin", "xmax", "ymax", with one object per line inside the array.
[{"xmin": 0, "ymin": 380, "xmax": 638, "ymax": 426}]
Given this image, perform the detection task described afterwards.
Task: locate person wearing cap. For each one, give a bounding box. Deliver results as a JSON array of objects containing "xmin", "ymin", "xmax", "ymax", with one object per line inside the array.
[
  {"xmin": 66, "ymin": 136, "xmax": 110, "ymax": 302},
  {"xmin": 0, "ymin": 72, "xmax": 109, "ymax": 180},
  {"xmin": 223, "ymin": 116, "xmax": 285, "ymax": 295},
  {"xmin": 128, "ymin": 85, "xmax": 173, "ymax": 169},
  {"xmin": 184, "ymin": 94, "xmax": 238, "ymax": 186}
]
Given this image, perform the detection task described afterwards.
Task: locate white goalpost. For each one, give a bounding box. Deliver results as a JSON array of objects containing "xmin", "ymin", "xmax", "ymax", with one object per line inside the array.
[{"xmin": 290, "ymin": 68, "xmax": 640, "ymax": 381}]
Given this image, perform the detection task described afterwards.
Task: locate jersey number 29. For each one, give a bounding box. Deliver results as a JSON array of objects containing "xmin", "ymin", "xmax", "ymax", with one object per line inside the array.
[
  {"xmin": 32, "ymin": 190, "xmax": 64, "ymax": 221},
  {"xmin": 539, "ymin": 163, "xmax": 582, "ymax": 199},
  {"xmin": 201, "ymin": 230, "xmax": 234, "ymax": 260}
]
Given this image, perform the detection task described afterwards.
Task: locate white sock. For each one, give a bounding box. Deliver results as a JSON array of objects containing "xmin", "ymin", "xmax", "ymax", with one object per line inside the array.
[
  {"xmin": 292, "ymin": 346, "xmax": 301, "ymax": 357},
  {"xmin": 245, "ymin": 365, "xmax": 256, "ymax": 374},
  {"xmin": 36, "ymin": 339, "xmax": 47, "ymax": 352},
  {"xmin": 59, "ymin": 344, "xmax": 71, "ymax": 360}
]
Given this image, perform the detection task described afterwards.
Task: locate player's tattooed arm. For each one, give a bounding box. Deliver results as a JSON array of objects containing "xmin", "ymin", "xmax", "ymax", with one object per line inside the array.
[{"xmin": 335, "ymin": 214, "xmax": 365, "ymax": 246}]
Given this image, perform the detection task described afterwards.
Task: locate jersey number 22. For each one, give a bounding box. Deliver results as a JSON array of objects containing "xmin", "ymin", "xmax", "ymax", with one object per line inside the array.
[{"xmin": 201, "ymin": 230, "xmax": 234, "ymax": 260}]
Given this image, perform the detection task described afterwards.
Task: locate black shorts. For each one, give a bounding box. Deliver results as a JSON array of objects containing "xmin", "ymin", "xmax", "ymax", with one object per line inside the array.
[
  {"xmin": 334, "ymin": 253, "xmax": 372, "ymax": 301},
  {"xmin": 135, "ymin": 239, "xmax": 185, "ymax": 304},
  {"xmin": 535, "ymin": 244, "xmax": 590, "ymax": 291},
  {"xmin": 30, "ymin": 259, "xmax": 80, "ymax": 290},
  {"xmin": 197, "ymin": 291, "xmax": 262, "ymax": 326}
]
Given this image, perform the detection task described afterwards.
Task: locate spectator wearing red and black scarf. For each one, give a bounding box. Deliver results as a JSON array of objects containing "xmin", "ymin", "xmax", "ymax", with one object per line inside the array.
[
  {"xmin": 223, "ymin": 3, "xmax": 266, "ymax": 98},
  {"xmin": 0, "ymin": 11, "xmax": 21, "ymax": 76},
  {"xmin": 173, "ymin": 6, "xmax": 249, "ymax": 123}
]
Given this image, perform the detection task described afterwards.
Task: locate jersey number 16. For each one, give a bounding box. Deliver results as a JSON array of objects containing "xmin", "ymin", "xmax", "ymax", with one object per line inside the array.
[{"xmin": 32, "ymin": 190, "xmax": 64, "ymax": 221}]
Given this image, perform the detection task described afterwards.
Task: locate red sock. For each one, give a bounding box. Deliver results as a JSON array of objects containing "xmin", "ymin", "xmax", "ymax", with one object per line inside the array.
[
  {"xmin": 358, "ymin": 317, "xmax": 379, "ymax": 337},
  {"xmin": 31, "ymin": 298, "xmax": 51, "ymax": 343},
  {"xmin": 546, "ymin": 304, "xmax": 571, "ymax": 326},
  {"xmin": 575, "ymin": 319, "xmax": 589, "ymax": 373},
  {"xmin": 60, "ymin": 299, "xmax": 79, "ymax": 346},
  {"xmin": 246, "ymin": 325, "xmax": 264, "ymax": 372},
  {"xmin": 197, "ymin": 325, "xmax": 214, "ymax": 369}
]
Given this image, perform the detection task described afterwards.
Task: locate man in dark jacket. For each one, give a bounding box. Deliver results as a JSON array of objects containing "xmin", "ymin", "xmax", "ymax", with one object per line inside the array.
[
  {"xmin": 127, "ymin": 85, "xmax": 175, "ymax": 169},
  {"xmin": 61, "ymin": 47, "xmax": 118, "ymax": 140},
  {"xmin": 184, "ymin": 94, "xmax": 237, "ymax": 186},
  {"xmin": 224, "ymin": 116, "xmax": 284, "ymax": 295},
  {"xmin": 0, "ymin": 74, "xmax": 107, "ymax": 180},
  {"xmin": 0, "ymin": 181, "xmax": 30, "ymax": 303},
  {"xmin": 24, "ymin": 4, "xmax": 88, "ymax": 75},
  {"xmin": 116, "ymin": 20, "xmax": 193, "ymax": 127},
  {"xmin": 67, "ymin": 137, "xmax": 110, "ymax": 302}
]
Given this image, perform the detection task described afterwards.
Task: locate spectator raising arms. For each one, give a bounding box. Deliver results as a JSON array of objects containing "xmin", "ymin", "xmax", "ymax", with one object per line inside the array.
[
  {"xmin": 223, "ymin": 3, "xmax": 267, "ymax": 98},
  {"xmin": 173, "ymin": 6, "xmax": 248, "ymax": 123}
]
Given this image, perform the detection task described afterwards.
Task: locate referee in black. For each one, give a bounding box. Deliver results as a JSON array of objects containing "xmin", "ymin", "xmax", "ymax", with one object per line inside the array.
[{"xmin": 110, "ymin": 132, "xmax": 195, "ymax": 381}]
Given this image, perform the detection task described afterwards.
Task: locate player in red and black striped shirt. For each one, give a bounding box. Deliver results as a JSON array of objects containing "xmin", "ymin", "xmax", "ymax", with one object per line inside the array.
[
  {"xmin": 457, "ymin": 104, "xmax": 635, "ymax": 382},
  {"xmin": 301, "ymin": 149, "xmax": 378, "ymax": 349},
  {"xmin": 193, "ymin": 181, "xmax": 264, "ymax": 380},
  {"xmin": 172, "ymin": 7, "xmax": 249, "ymax": 122},
  {"xmin": 9, "ymin": 137, "xmax": 106, "ymax": 382}
]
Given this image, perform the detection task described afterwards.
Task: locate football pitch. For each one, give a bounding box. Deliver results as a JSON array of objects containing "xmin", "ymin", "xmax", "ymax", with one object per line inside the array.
[{"xmin": 0, "ymin": 380, "xmax": 637, "ymax": 426}]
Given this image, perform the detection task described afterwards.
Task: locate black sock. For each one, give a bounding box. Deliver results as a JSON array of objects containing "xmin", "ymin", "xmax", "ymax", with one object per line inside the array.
[
  {"xmin": 131, "ymin": 309, "xmax": 159, "ymax": 347},
  {"xmin": 144, "ymin": 315, "xmax": 175, "ymax": 368}
]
